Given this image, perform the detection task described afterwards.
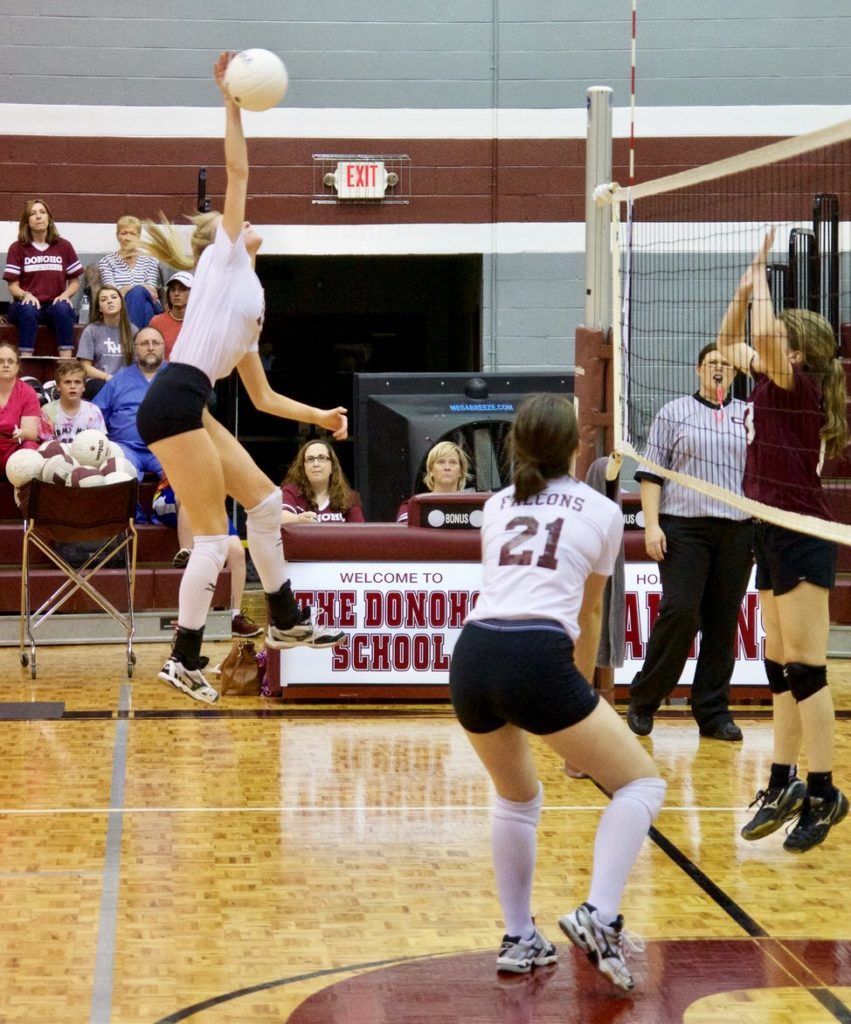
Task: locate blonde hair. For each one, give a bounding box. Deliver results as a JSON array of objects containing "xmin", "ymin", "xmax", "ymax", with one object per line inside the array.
[
  {"xmin": 140, "ymin": 211, "xmax": 220, "ymax": 271},
  {"xmin": 423, "ymin": 441, "xmax": 469, "ymax": 492},
  {"xmin": 116, "ymin": 215, "xmax": 141, "ymax": 235},
  {"xmin": 779, "ymin": 309, "xmax": 849, "ymax": 459}
]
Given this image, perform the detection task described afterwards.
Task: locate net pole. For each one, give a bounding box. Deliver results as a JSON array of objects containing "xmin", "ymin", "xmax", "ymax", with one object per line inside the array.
[
  {"xmin": 584, "ymin": 87, "xmax": 614, "ymax": 331},
  {"xmin": 607, "ymin": 197, "xmax": 624, "ymax": 481},
  {"xmin": 629, "ymin": 0, "xmax": 637, "ymax": 186}
]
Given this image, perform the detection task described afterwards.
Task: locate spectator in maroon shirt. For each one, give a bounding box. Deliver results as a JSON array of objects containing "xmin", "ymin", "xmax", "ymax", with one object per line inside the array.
[
  {"xmin": 281, "ymin": 439, "xmax": 363, "ymax": 523},
  {"xmin": 3, "ymin": 199, "xmax": 83, "ymax": 357}
]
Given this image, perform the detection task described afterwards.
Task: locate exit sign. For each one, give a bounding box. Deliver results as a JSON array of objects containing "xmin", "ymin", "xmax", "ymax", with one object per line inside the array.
[{"xmin": 331, "ymin": 160, "xmax": 391, "ymax": 199}]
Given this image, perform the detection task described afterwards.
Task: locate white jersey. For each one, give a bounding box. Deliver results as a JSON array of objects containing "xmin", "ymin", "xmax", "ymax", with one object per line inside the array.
[
  {"xmin": 467, "ymin": 475, "xmax": 623, "ymax": 640},
  {"xmin": 170, "ymin": 223, "xmax": 264, "ymax": 383}
]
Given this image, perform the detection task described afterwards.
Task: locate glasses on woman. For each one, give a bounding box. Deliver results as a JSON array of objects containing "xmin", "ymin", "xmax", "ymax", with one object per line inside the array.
[
  {"xmin": 0, "ymin": 357, "xmax": 19, "ymax": 366},
  {"xmin": 304, "ymin": 454, "xmax": 331, "ymax": 464}
]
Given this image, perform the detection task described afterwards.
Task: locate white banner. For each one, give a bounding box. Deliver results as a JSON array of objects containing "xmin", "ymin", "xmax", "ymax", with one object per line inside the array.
[
  {"xmin": 281, "ymin": 560, "xmax": 766, "ymax": 689},
  {"xmin": 282, "ymin": 562, "xmax": 480, "ymax": 685}
]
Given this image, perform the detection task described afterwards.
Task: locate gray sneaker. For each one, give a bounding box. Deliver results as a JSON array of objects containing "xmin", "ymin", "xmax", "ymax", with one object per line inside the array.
[
  {"xmin": 558, "ymin": 902, "xmax": 642, "ymax": 992},
  {"xmin": 740, "ymin": 778, "xmax": 807, "ymax": 840},
  {"xmin": 158, "ymin": 657, "xmax": 219, "ymax": 704},
  {"xmin": 266, "ymin": 606, "xmax": 345, "ymax": 650},
  {"xmin": 496, "ymin": 927, "xmax": 558, "ymax": 974}
]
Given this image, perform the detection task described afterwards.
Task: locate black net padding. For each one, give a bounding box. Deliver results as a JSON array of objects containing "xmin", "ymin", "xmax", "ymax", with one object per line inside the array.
[{"xmin": 19, "ymin": 478, "xmax": 138, "ymax": 543}]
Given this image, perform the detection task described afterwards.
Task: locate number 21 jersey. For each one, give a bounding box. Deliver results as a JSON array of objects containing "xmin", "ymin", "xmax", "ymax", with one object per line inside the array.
[{"xmin": 466, "ymin": 475, "xmax": 623, "ymax": 641}]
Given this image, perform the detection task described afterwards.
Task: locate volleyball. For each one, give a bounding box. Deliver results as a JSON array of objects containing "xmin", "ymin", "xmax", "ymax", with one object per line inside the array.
[
  {"xmin": 42, "ymin": 452, "xmax": 77, "ymax": 484},
  {"xmin": 71, "ymin": 429, "xmax": 109, "ymax": 468},
  {"xmin": 107, "ymin": 441, "xmax": 125, "ymax": 460},
  {"xmin": 4, "ymin": 448, "xmax": 45, "ymax": 487},
  {"xmin": 102, "ymin": 471, "xmax": 135, "ymax": 485},
  {"xmin": 67, "ymin": 466, "xmax": 106, "ymax": 487},
  {"xmin": 224, "ymin": 49, "xmax": 288, "ymax": 111},
  {"xmin": 100, "ymin": 456, "xmax": 137, "ymax": 480},
  {"xmin": 38, "ymin": 439, "xmax": 66, "ymax": 460}
]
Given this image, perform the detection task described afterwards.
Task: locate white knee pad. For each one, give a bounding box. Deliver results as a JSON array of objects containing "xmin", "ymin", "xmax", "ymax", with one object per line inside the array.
[
  {"xmin": 612, "ymin": 777, "xmax": 666, "ymax": 823},
  {"xmin": 246, "ymin": 490, "xmax": 282, "ymax": 534},
  {"xmin": 187, "ymin": 534, "xmax": 230, "ymax": 574},
  {"xmin": 493, "ymin": 782, "xmax": 544, "ymax": 827}
]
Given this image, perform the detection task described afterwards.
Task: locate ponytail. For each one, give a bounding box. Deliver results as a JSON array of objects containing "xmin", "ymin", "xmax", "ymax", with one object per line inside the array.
[
  {"xmin": 821, "ymin": 357, "xmax": 849, "ymax": 459},
  {"xmin": 141, "ymin": 211, "xmax": 220, "ymax": 270}
]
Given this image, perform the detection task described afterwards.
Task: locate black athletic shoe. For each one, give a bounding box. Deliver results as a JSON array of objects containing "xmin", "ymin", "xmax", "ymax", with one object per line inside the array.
[
  {"xmin": 699, "ymin": 720, "xmax": 743, "ymax": 742},
  {"xmin": 740, "ymin": 778, "xmax": 806, "ymax": 840},
  {"xmin": 783, "ymin": 789, "xmax": 848, "ymax": 853},
  {"xmin": 626, "ymin": 706, "xmax": 653, "ymax": 736}
]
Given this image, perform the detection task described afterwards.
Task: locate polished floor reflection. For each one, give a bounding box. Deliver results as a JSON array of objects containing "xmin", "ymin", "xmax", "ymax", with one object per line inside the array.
[{"xmin": 0, "ymin": 642, "xmax": 849, "ymax": 1023}]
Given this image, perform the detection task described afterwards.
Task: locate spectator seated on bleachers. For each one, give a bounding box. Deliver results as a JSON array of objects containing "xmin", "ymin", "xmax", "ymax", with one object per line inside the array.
[
  {"xmin": 76, "ymin": 286, "xmax": 138, "ymax": 398},
  {"xmin": 39, "ymin": 359, "xmax": 106, "ymax": 442},
  {"xmin": 149, "ymin": 271, "xmax": 192, "ymax": 359},
  {"xmin": 3, "ymin": 198, "xmax": 83, "ymax": 358},
  {"xmin": 93, "ymin": 325, "xmax": 166, "ymax": 480},
  {"xmin": 98, "ymin": 216, "xmax": 163, "ymax": 329},
  {"xmin": 0, "ymin": 341, "xmax": 40, "ymax": 478}
]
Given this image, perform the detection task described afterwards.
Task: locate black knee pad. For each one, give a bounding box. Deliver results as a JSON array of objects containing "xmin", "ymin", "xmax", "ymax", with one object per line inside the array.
[
  {"xmin": 783, "ymin": 662, "xmax": 827, "ymax": 703},
  {"xmin": 764, "ymin": 658, "xmax": 788, "ymax": 694}
]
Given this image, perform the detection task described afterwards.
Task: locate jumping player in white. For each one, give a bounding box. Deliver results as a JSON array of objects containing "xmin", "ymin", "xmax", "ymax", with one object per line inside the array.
[
  {"xmin": 136, "ymin": 52, "xmax": 348, "ymax": 703},
  {"xmin": 449, "ymin": 393, "xmax": 666, "ymax": 991}
]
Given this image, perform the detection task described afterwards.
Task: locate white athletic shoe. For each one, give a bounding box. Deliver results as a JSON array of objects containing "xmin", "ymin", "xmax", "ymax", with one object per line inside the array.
[
  {"xmin": 496, "ymin": 927, "xmax": 558, "ymax": 974},
  {"xmin": 265, "ymin": 606, "xmax": 345, "ymax": 650},
  {"xmin": 158, "ymin": 657, "xmax": 219, "ymax": 704},
  {"xmin": 558, "ymin": 902, "xmax": 643, "ymax": 992}
]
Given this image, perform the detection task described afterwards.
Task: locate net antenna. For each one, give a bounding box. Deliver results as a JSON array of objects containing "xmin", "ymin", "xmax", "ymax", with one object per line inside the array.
[{"xmin": 596, "ymin": 118, "xmax": 851, "ymax": 545}]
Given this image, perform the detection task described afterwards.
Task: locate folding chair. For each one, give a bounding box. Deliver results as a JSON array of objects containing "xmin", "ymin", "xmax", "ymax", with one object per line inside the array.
[{"xmin": 18, "ymin": 478, "xmax": 139, "ymax": 679}]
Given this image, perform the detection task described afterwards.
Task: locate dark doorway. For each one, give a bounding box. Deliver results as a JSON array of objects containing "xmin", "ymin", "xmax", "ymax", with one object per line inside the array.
[{"xmin": 221, "ymin": 254, "xmax": 482, "ymax": 492}]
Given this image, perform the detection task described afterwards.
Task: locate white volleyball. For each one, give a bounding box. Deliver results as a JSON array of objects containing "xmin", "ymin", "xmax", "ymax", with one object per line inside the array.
[
  {"xmin": 102, "ymin": 471, "xmax": 135, "ymax": 485},
  {"xmin": 107, "ymin": 441, "xmax": 125, "ymax": 460},
  {"xmin": 4, "ymin": 448, "xmax": 45, "ymax": 487},
  {"xmin": 224, "ymin": 49, "xmax": 288, "ymax": 112},
  {"xmin": 42, "ymin": 452, "xmax": 77, "ymax": 484},
  {"xmin": 70, "ymin": 429, "xmax": 109, "ymax": 468},
  {"xmin": 100, "ymin": 456, "xmax": 137, "ymax": 480},
  {"xmin": 38, "ymin": 439, "xmax": 66, "ymax": 460},
  {"xmin": 67, "ymin": 466, "xmax": 105, "ymax": 487}
]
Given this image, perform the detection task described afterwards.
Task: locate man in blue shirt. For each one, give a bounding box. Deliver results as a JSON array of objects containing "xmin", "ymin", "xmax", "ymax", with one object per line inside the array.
[{"xmin": 94, "ymin": 325, "xmax": 167, "ymax": 479}]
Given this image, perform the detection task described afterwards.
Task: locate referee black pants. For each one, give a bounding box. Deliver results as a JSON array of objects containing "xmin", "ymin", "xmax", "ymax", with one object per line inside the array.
[{"xmin": 629, "ymin": 515, "xmax": 753, "ymax": 729}]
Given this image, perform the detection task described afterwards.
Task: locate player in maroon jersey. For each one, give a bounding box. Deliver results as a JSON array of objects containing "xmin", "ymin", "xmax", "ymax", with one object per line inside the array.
[{"xmin": 717, "ymin": 229, "xmax": 848, "ymax": 853}]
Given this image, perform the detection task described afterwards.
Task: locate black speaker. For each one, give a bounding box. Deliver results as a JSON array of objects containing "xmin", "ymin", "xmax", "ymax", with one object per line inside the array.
[{"xmin": 354, "ymin": 371, "xmax": 574, "ymax": 521}]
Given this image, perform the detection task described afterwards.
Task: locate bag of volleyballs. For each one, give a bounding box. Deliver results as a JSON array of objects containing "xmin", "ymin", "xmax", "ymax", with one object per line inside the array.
[
  {"xmin": 224, "ymin": 49, "xmax": 288, "ymax": 111},
  {"xmin": 71, "ymin": 428, "xmax": 109, "ymax": 468}
]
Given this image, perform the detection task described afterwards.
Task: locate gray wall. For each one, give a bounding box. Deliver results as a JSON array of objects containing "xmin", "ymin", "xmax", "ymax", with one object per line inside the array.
[
  {"xmin": 2, "ymin": 2, "xmax": 850, "ymax": 375},
  {"xmin": 3, "ymin": 2, "xmax": 849, "ymax": 108}
]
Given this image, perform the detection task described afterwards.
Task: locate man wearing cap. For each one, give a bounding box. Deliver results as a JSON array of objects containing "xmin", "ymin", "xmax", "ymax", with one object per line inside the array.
[{"xmin": 149, "ymin": 271, "xmax": 192, "ymax": 359}]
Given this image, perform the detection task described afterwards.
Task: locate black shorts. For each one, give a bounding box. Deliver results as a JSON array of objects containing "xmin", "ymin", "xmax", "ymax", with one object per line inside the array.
[
  {"xmin": 136, "ymin": 363, "xmax": 212, "ymax": 446},
  {"xmin": 753, "ymin": 521, "xmax": 837, "ymax": 596},
  {"xmin": 449, "ymin": 618, "xmax": 600, "ymax": 735}
]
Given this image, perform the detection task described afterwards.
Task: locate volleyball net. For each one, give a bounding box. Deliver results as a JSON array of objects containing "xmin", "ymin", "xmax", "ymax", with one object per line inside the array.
[{"xmin": 597, "ymin": 119, "xmax": 851, "ymax": 545}]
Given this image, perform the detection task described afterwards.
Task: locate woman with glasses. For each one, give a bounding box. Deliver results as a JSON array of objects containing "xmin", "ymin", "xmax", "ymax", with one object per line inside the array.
[
  {"xmin": 135, "ymin": 52, "xmax": 348, "ymax": 704},
  {"xmin": 281, "ymin": 440, "xmax": 364, "ymax": 524},
  {"xmin": 0, "ymin": 342, "xmax": 40, "ymax": 478}
]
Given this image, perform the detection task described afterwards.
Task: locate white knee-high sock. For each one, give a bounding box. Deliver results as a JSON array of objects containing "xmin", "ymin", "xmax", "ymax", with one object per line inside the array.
[
  {"xmin": 492, "ymin": 783, "xmax": 543, "ymax": 938},
  {"xmin": 587, "ymin": 777, "xmax": 666, "ymax": 923},
  {"xmin": 246, "ymin": 490, "xmax": 287, "ymax": 595},
  {"xmin": 178, "ymin": 535, "xmax": 230, "ymax": 631}
]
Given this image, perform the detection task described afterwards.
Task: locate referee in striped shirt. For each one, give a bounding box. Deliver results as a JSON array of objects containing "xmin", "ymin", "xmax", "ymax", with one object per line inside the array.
[{"xmin": 627, "ymin": 342, "xmax": 753, "ymax": 741}]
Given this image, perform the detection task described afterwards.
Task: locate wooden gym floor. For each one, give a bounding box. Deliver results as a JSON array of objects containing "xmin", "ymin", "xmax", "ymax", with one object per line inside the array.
[{"xmin": 1, "ymin": 641, "xmax": 850, "ymax": 1023}]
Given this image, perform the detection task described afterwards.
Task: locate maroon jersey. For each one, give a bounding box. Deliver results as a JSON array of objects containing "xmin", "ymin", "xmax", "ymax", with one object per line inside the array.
[
  {"xmin": 743, "ymin": 364, "xmax": 832, "ymax": 519},
  {"xmin": 4, "ymin": 239, "xmax": 83, "ymax": 303},
  {"xmin": 280, "ymin": 482, "xmax": 364, "ymax": 523}
]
